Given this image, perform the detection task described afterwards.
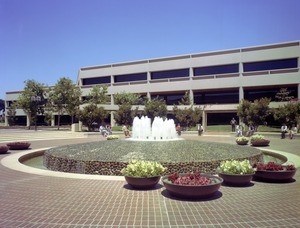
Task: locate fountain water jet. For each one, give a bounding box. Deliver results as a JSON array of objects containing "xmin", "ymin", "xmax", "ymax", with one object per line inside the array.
[{"xmin": 130, "ymin": 116, "xmax": 179, "ymax": 141}]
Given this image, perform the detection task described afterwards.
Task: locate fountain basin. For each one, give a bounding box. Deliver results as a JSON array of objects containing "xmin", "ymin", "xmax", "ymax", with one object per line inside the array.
[{"xmin": 44, "ymin": 140, "xmax": 263, "ymax": 175}]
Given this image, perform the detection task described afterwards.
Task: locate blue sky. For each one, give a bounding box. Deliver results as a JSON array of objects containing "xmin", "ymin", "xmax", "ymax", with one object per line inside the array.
[{"xmin": 0, "ymin": 0, "xmax": 299, "ymax": 100}]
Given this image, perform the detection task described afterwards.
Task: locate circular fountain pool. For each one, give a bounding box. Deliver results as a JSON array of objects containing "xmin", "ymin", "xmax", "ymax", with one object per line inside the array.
[{"xmin": 44, "ymin": 140, "xmax": 263, "ymax": 175}]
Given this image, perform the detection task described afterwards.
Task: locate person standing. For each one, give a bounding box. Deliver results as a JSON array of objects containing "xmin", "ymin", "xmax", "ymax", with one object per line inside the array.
[
  {"xmin": 281, "ymin": 123, "xmax": 288, "ymax": 139},
  {"xmin": 176, "ymin": 124, "xmax": 182, "ymax": 136},
  {"xmin": 230, "ymin": 118, "xmax": 237, "ymax": 132}
]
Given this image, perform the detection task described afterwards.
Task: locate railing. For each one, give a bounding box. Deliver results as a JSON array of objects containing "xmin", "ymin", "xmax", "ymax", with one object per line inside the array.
[{"xmin": 242, "ymin": 68, "xmax": 299, "ymax": 76}]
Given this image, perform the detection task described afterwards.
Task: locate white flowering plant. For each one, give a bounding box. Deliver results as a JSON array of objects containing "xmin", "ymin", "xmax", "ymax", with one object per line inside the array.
[
  {"xmin": 121, "ymin": 160, "xmax": 167, "ymax": 177},
  {"xmin": 250, "ymin": 134, "xmax": 265, "ymax": 141},
  {"xmin": 106, "ymin": 135, "xmax": 119, "ymax": 140},
  {"xmin": 236, "ymin": 136, "xmax": 249, "ymax": 142},
  {"xmin": 217, "ymin": 159, "xmax": 255, "ymax": 175}
]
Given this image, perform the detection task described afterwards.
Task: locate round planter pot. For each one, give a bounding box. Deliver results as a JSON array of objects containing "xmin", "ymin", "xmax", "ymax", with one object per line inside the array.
[
  {"xmin": 236, "ymin": 140, "xmax": 249, "ymax": 145},
  {"xmin": 6, "ymin": 142, "xmax": 31, "ymax": 150},
  {"xmin": 251, "ymin": 139, "xmax": 270, "ymax": 147},
  {"xmin": 0, "ymin": 145, "xmax": 9, "ymax": 154},
  {"xmin": 254, "ymin": 168, "xmax": 297, "ymax": 182},
  {"xmin": 218, "ymin": 173, "xmax": 254, "ymax": 186},
  {"xmin": 161, "ymin": 174, "xmax": 223, "ymax": 199},
  {"xmin": 124, "ymin": 176, "xmax": 160, "ymax": 189}
]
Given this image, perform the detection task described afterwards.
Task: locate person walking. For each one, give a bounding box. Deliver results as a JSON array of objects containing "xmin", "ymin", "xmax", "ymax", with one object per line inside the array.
[{"xmin": 197, "ymin": 124, "xmax": 204, "ymax": 136}]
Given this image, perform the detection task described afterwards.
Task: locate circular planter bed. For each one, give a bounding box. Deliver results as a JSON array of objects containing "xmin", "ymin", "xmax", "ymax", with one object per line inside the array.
[
  {"xmin": 254, "ymin": 168, "xmax": 296, "ymax": 182},
  {"xmin": 236, "ymin": 140, "xmax": 249, "ymax": 146},
  {"xmin": 161, "ymin": 173, "xmax": 223, "ymax": 199},
  {"xmin": 218, "ymin": 173, "xmax": 253, "ymax": 186},
  {"xmin": 0, "ymin": 145, "xmax": 9, "ymax": 154},
  {"xmin": 251, "ymin": 139, "xmax": 270, "ymax": 147},
  {"xmin": 7, "ymin": 142, "xmax": 31, "ymax": 150},
  {"xmin": 253, "ymin": 162, "xmax": 297, "ymax": 182},
  {"xmin": 124, "ymin": 176, "xmax": 160, "ymax": 189}
]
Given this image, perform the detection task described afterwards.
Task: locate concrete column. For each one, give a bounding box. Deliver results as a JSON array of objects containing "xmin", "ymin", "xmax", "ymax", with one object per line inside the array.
[
  {"xmin": 189, "ymin": 67, "xmax": 194, "ymax": 79},
  {"xmin": 111, "ymin": 75, "xmax": 114, "ymax": 84},
  {"xmin": 239, "ymin": 62, "xmax": 243, "ymax": 75},
  {"xmin": 51, "ymin": 115, "xmax": 55, "ymax": 127},
  {"xmin": 147, "ymin": 72, "xmax": 151, "ymax": 83},
  {"xmin": 202, "ymin": 111, "xmax": 207, "ymax": 132},
  {"xmin": 110, "ymin": 111, "xmax": 115, "ymax": 127},
  {"xmin": 239, "ymin": 87, "xmax": 244, "ymax": 102},
  {"xmin": 78, "ymin": 121, "xmax": 82, "ymax": 132},
  {"xmin": 26, "ymin": 114, "xmax": 30, "ymax": 127},
  {"xmin": 147, "ymin": 92, "xmax": 151, "ymax": 100},
  {"xmin": 189, "ymin": 89, "xmax": 194, "ymax": 105},
  {"xmin": 111, "ymin": 94, "xmax": 114, "ymax": 105},
  {"xmin": 4, "ymin": 114, "xmax": 8, "ymax": 126}
]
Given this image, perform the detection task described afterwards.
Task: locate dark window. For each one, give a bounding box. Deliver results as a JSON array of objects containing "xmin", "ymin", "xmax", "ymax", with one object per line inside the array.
[
  {"xmin": 207, "ymin": 113, "xmax": 238, "ymax": 125},
  {"xmin": 244, "ymin": 87, "xmax": 298, "ymax": 102},
  {"xmin": 194, "ymin": 90, "xmax": 239, "ymax": 104},
  {"xmin": 151, "ymin": 93, "xmax": 185, "ymax": 105},
  {"xmin": 151, "ymin": 69, "xmax": 189, "ymax": 80},
  {"xmin": 194, "ymin": 64, "xmax": 239, "ymax": 76},
  {"xmin": 82, "ymin": 76, "xmax": 111, "ymax": 85},
  {"xmin": 243, "ymin": 58, "xmax": 298, "ymax": 72},
  {"xmin": 114, "ymin": 73, "xmax": 147, "ymax": 83}
]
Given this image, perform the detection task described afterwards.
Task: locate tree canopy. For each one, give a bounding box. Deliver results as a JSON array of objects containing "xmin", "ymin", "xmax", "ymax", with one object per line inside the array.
[
  {"xmin": 237, "ymin": 98, "xmax": 271, "ymax": 129},
  {"xmin": 144, "ymin": 97, "xmax": 167, "ymax": 121},
  {"xmin": 48, "ymin": 77, "xmax": 80, "ymax": 129},
  {"xmin": 17, "ymin": 80, "xmax": 46, "ymax": 129}
]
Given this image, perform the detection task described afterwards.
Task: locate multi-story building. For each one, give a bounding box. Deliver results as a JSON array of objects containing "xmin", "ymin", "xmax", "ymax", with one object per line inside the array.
[{"xmin": 5, "ymin": 41, "xmax": 300, "ymax": 128}]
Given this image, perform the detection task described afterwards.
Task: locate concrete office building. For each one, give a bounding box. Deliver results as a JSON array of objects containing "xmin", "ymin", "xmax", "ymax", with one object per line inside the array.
[{"xmin": 5, "ymin": 41, "xmax": 300, "ymax": 128}]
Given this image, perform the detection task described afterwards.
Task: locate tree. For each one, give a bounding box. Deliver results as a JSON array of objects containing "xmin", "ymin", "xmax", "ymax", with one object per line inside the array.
[
  {"xmin": 178, "ymin": 91, "xmax": 192, "ymax": 105},
  {"xmin": 173, "ymin": 105, "xmax": 202, "ymax": 129},
  {"xmin": 65, "ymin": 86, "xmax": 82, "ymax": 124},
  {"xmin": 114, "ymin": 103, "xmax": 139, "ymax": 126},
  {"xmin": 144, "ymin": 97, "xmax": 167, "ymax": 121},
  {"xmin": 273, "ymin": 102, "xmax": 300, "ymax": 128},
  {"xmin": 113, "ymin": 91, "xmax": 141, "ymax": 126},
  {"xmin": 78, "ymin": 104, "xmax": 108, "ymax": 131},
  {"xmin": 114, "ymin": 91, "xmax": 140, "ymax": 105},
  {"xmin": 6, "ymin": 102, "xmax": 17, "ymax": 126},
  {"xmin": 275, "ymin": 88, "xmax": 294, "ymax": 101},
  {"xmin": 237, "ymin": 98, "xmax": 271, "ymax": 130},
  {"xmin": 87, "ymin": 85, "xmax": 110, "ymax": 104},
  {"xmin": 0, "ymin": 99, "xmax": 5, "ymax": 114},
  {"xmin": 48, "ymin": 77, "xmax": 80, "ymax": 129},
  {"xmin": 17, "ymin": 80, "xmax": 46, "ymax": 130}
]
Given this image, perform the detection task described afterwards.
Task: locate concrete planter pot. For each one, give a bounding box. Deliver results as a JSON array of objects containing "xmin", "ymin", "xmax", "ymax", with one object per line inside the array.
[
  {"xmin": 236, "ymin": 140, "xmax": 249, "ymax": 145},
  {"xmin": 0, "ymin": 145, "xmax": 9, "ymax": 154},
  {"xmin": 124, "ymin": 176, "xmax": 161, "ymax": 189},
  {"xmin": 218, "ymin": 173, "xmax": 254, "ymax": 186},
  {"xmin": 251, "ymin": 139, "xmax": 270, "ymax": 147},
  {"xmin": 7, "ymin": 142, "xmax": 31, "ymax": 150},
  {"xmin": 161, "ymin": 174, "xmax": 223, "ymax": 199},
  {"xmin": 254, "ymin": 168, "xmax": 297, "ymax": 182}
]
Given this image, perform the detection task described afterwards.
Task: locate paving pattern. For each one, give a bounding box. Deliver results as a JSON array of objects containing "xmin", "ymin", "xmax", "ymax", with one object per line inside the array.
[{"xmin": 0, "ymin": 131, "xmax": 299, "ymax": 227}]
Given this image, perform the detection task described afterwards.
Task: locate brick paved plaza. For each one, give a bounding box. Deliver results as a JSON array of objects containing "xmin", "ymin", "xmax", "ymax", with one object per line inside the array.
[{"xmin": 0, "ymin": 130, "xmax": 299, "ymax": 227}]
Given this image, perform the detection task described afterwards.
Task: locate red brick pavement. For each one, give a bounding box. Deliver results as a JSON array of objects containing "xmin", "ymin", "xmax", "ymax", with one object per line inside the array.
[{"xmin": 0, "ymin": 135, "xmax": 299, "ymax": 227}]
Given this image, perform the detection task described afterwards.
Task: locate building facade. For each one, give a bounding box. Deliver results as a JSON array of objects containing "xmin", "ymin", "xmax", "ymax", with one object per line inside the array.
[{"xmin": 5, "ymin": 41, "xmax": 300, "ymax": 128}]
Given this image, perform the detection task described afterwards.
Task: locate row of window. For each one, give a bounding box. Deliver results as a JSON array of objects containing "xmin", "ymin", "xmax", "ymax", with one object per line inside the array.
[
  {"xmin": 81, "ymin": 58, "xmax": 298, "ymax": 85},
  {"xmin": 78, "ymin": 87, "xmax": 296, "ymax": 106}
]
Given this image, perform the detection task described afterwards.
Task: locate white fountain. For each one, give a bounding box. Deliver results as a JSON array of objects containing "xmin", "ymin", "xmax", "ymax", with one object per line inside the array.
[{"xmin": 129, "ymin": 116, "xmax": 180, "ymax": 141}]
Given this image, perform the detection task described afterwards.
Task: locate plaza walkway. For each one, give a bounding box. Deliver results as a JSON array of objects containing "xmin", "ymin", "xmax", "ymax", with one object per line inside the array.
[{"xmin": 0, "ymin": 130, "xmax": 299, "ymax": 227}]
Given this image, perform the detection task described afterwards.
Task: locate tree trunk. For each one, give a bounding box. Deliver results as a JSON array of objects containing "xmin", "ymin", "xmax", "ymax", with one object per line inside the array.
[{"xmin": 57, "ymin": 114, "xmax": 60, "ymax": 130}]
